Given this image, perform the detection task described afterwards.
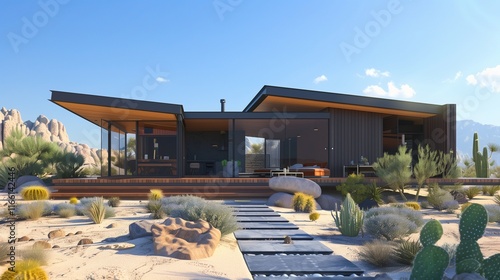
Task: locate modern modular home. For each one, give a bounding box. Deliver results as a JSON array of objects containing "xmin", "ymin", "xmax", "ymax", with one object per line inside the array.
[{"xmin": 50, "ymin": 85, "xmax": 456, "ymax": 178}]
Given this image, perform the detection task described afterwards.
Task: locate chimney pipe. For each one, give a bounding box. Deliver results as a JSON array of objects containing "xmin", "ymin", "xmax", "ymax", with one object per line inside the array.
[{"xmin": 220, "ymin": 99, "xmax": 226, "ymax": 112}]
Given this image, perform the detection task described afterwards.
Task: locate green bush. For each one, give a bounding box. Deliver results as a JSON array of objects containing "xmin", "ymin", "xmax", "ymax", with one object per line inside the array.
[
  {"xmin": 82, "ymin": 197, "xmax": 106, "ymax": 224},
  {"xmin": 427, "ymin": 184, "xmax": 455, "ymax": 210},
  {"xmin": 482, "ymin": 185, "xmax": 500, "ymax": 196},
  {"xmin": 20, "ymin": 186, "xmax": 50, "ymax": 200},
  {"xmin": 147, "ymin": 199, "xmax": 166, "ymax": 219},
  {"xmin": 336, "ymin": 173, "xmax": 369, "ymax": 203},
  {"xmin": 373, "ymin": 145, "xmax": 413, "ymax": 201},
  {"xmin": 364, "ymin": 206, "xmax": 423, "ymax": 241},
  {"xmin": 162, "ymin": 195, "xmax": 238, "ymax": 236},
  {"xmin": 16, "ymin": 201, "xmax": 53, "ymax": 220},
  {"xmin": 107, "ymin": 197, "xmax": 121, "ymax": 207},
  {"xmin": 463, "ymin": 186, "xmax": 482, "ymax": 199},
  {"xmin": 55, "ymin": 151, "xmax": 87, "ymax": 178},
  {"xmin": 394, "ymin": 239, "xmax": 422, "ymax": 265},
  {"xmin": 359, "ymin": 240, "xmax": 395, "ymax": 267},
  {"xmin": 54, "ymin": 203, "xmax": 76, "ymax": 218}
]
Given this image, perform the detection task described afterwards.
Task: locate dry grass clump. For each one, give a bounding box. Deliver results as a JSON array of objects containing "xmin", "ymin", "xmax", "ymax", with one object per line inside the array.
[
  {"xmin": 54, "ymin": 203, "xmax": 76, "ymax": 218},
  {"xmin": 107, "ymin": 197, "xmax": 121, "ymax": 207},
  {"xmin": 394, "ymin": 239, "xmax": 422, "ymax": 265},
  {"xmin": 463, "ymin": 186, "xmax": 482, "ymax": 199},
  {"xmin": 482, "ymin": 185, "xmax": 500, "ymax": 196},
  {"xmin": 16, "ymin": 201, "xmax": 52, "ymax": 220},
  {"xmin": 19, "ymin": 246, "xmax": 50, "ymax": 265},
  {"xmin": 359, "ymin": 240, "xmax": 395, "ymax": 267}
]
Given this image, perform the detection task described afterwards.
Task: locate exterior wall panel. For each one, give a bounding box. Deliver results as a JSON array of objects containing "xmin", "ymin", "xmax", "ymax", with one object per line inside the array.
[{"xmin": 331, "ymin": 109, "xmax": 383, "ymax": 177}]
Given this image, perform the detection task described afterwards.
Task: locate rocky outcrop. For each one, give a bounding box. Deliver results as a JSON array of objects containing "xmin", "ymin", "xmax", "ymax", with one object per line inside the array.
[
  {"xmin": 151, "ymin": 217, "xmax": 221, "ymax": 260},
  {"xmin": 0, "ymin": 107, "xmax": 101, "ymax": 167}
]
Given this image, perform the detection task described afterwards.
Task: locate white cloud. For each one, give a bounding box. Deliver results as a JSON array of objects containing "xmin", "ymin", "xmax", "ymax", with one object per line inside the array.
[
  {"xmin": 313, "ymin": 75, "xmax": 328, "ymax": 84},
  {"xmin": 156, "ymin": 76, "xmax": 169, "ymax": 83},
  {"xmin": 466, "ymin": 74, "xmax": 477, "ymax": 85},
  {"xmin": 365, "ymin": 68, "xmax": 390, "ymax": 78},
  {"xmin": 454, "ymin": 71, "xmax": 463, "ymax": 80},
  {"xmin": 466, "ymin": 65, "xmax": 500, "ymax": 92},
  {"xmin": 363, "ymin": 81, "xmax": 416, "ymax": 98}
]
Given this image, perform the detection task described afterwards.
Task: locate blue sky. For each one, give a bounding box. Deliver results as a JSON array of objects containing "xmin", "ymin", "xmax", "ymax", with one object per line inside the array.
[{"xmin": 2, "ymin": 1, "xmax": 500, "ymax": 147}]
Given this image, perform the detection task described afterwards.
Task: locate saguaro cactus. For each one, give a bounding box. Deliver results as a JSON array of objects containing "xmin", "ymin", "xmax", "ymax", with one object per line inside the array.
[{"xmin": 472, "ymin": 133, "xmax": 489, "ymax": 178}]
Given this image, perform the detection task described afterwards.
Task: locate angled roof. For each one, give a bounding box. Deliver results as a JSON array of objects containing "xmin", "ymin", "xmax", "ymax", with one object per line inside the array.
[
  {"xmin": 50, "ymin": 90, "xmax": 184, "ymax": 132},
  {"xmin": 243, "ymin": 85, "xmax": 444, "ymax": 118}
]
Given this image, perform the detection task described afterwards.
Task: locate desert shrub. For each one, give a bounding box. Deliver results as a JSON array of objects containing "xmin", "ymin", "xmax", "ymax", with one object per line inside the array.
[
  {"xmin": 364, "ymin": 206, "xmax": 423, "ymax": 241},
  {"xmin": 309, "ymin": 212, "xmax": 320, "ymax": 221},
  {"xmin": 494, "ymin": 195, "xmax": 500, "ymax": 206},
  {"xmin": 82, "ymin": 197, "xmax": 106, "ymax": 224},
  {"xmin": 427, "ymin": 184, "xmax": 455, "ymax": 210},
  {"xmin": 359, "ymin": 240, "xmax": 395, "ymax": 267},
  {"xmin": 442, "ymin": 200, "xmax": 459, "ymax": 213},
  {"xmin": 69, "ymin": 197, "xmax": 79, "ymax": 204},
  {"xmin": 373, "ymin": 145, "xmax": 413, "ymax": 201},
  {"xmin": 484, "ymin": 204, "xmax": 500, "ymax": 222},
  {"xmin": 404, "ymin": 202, "xmax": 421, "ymax": 211},
  {"xmin": 54, "ymin": 151, "xmax": 87, "ymax": 178},
  {"xmin": 292, "ymin": 192, "xmax": 315, "ymax": 213},
  {"xmin": 107, "ymin": 197, "xmax": 121, "ymax": 207},
  {"xmin": 147, "ymin": 199, "xmax": 166, "ymax": 219},
  {"xmin": 162, "ymin": 195, "xmax": 238, "ymax": 236},
  {"xmin": 482, "ymin": 185, "xmax": 500, "ymax": 196},
  {"xmin": 441, "ymin": 243, "xmax": 458, "ymax": 266},
  {"xmin": 336, "ymin": 173, "xmax": 370, "ymax": 203},
  {"xmin": 0, "ymin": 260, "xmax": 48, "ymax": 279},
  {"xmin": 463, "ymin": 186, "xmax": 482, "ymax": 199},
  {"xmin": 104, "ymin": 205, "xmax": 116, "ymax": 218},
  {"xmin": 15, "ymin": 201, "xmax": 53, "ymax": 220},
  {"xmin": 19, "ymin": 246, "xmax": 50, "ymax": 265},
  {"xmin": 148, "ymin": 189, "xmax": 163, "ymax": 201},
  {"xmin": 420, "ymin": 201, "xmax": 430, "ymax": 209},
  {"xmin": 394, "ymin": 239, "xmax": 422, "ymax": 265},
  {"xmin": 54, "ymin": 203, "xmax": 76, "ymax": 218},
  {"xmin": 0, "ymin": 243, "xmax": 9, "ymax": 262},
  {"xmin": 20, "ymin": 186, "xmax": 50, "ymax": 200}
]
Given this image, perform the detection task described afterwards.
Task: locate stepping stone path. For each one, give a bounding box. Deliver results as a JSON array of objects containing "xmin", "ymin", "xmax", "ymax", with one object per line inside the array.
[{"xmin": 230, "ymin": 203, "xmax": 369, "ymax": 279}]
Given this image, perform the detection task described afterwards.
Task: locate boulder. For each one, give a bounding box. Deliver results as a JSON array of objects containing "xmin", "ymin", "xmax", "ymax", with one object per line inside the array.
[
  {"xmin": 48, "ymin": 229, "xmax": 65, "ymax": 239},
  {"xmin": 78, "ymin": 238, "xmax": 93, "ymax": 245},
  {"xmin": 151, "ymin": 217, "xmax": 221, "ymax": 260},
  {"xmin": 33, "ymin": 241, "xmax": 51, "ymax": 249},
  {"xmin": 17, "ymin": 236, "xmax": 30, "ymax": 242},
  {"xmin": 269, "ymin": 176, "xmax": 321, "ymax": 198},
  {"xmin": 267, "ymin": 192, "xmax": 294, "ymax": 208},
  {"xmin": 316, "ymin": 194, "xmax": 342, "ymax": 211},
  {"xmin": 129, "ymin": 220, "xmax": 155, "ymax": 239},
  {"xmin": 12, "ymin": 175, "xmax": 47, "ymax": 193}
]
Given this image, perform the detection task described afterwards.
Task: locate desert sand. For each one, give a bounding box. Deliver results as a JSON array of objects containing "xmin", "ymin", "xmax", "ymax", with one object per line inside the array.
[{"xmin": 1, "ymin": 190, "xmax": 499, "ymax": 280}]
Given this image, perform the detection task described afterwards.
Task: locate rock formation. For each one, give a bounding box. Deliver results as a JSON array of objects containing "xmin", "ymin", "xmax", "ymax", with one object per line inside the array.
[
  {"xmin": 0, "ymin": 107, "xmax": 102, "ymax": 168},
  {"xmin": 151, "ymin": 217, "xmax": 221, "ymax": 260}
]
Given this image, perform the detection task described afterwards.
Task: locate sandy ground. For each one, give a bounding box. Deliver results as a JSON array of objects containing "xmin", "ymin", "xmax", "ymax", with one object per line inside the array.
[{"xmin": 1, "ymin": 189, "xmax": 499, "ymax": 280}]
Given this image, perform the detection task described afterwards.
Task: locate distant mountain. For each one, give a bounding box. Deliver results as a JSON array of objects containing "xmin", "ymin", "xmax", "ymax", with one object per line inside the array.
[{"xmin": 457, "ymin": 120, "xmax": 500, "ymax": 165}]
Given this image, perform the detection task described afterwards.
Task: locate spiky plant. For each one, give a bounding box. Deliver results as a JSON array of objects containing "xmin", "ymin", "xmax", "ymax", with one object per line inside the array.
[
  {"xmin": 20, "ymin": 186, "xmax": 50, "ymax": 200},
  {"xmin": 0, "ymin": 260, "xmax": 48, "ymax": 280},
  {"xmin": 309, "ymin": 212, "xmax": 320, "ymax": 221},
  {"xmin": 463, "ymin": 187, "xmax": 482, "ymax": 200},
  {"xmin": 148, "ymin": 189, "xmax": 163, "ymax": 201},
  {"xmin": 332, "ymin": 193, "xmax": 364, "ymax": 237},
  {"xmin": 83, "ymin": 197, "xmax": 106, "ymax": 224},
  {"xmin": 107, "ymin": 197, "xmax": 121, "ymax": 207},
  {"xmin": 395, "ymin": 239, "xmax": 422, "ymax": 265},
  {"xmin": 482, "ymin": 185, "xmax": 500, "ymax": 196}
]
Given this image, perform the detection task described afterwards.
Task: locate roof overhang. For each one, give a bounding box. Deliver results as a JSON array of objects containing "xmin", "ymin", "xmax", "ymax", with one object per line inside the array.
[
  {"xmin": 244, "ymin": 86, "xmax": 444, "ymax": 118},
  {"xmin": 50, "ymin": 90, "xmax": 184, "ymax": 133}
]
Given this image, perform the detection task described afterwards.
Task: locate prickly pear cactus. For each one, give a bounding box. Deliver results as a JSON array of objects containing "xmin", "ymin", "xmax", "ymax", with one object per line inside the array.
[
  {"xmin": 410, "ymin": 244, "xmax": 449, "ymax": 280},
  {"xmin": 483, "ymin": 254, "xmax": 500, "ymax": 280},
  {"xmin": 459, "ymin": 203, "xmax": 488, "ymax": 241},
  {"xmin": 410, "ymin": 219, "xmax": 449, "ymax": 280},
  {"xmin": 420, "ymin": 219, "xmax": 443, "ymax": 246}
]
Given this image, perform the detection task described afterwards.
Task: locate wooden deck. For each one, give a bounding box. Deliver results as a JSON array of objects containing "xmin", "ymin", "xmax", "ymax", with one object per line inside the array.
[{"xmin": 50, "ymin": 176, "xmax": 500, "ymax": 199}]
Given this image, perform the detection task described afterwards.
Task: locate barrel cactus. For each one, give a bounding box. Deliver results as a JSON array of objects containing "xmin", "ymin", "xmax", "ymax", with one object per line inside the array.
[
  {"xmin": 410, "ymin": 219, "xmax": 449, "ymax": 280},
  {"xmin": 20, "ymin": 186, "xmax": 50, "ymax": 200},
  {"xmin": 0, "ymin": 260, "xmax": 48, "ymax": 279}
]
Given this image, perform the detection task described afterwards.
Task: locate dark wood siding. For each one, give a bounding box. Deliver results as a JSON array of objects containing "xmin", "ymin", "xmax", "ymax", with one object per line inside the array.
[
  {"xmin": 330, "ymin": 109, "xmax": 383, "ymax": 177},
  {"xmin": 423, "ymin": 104, "xmax": 456, "ymax": 154}
]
